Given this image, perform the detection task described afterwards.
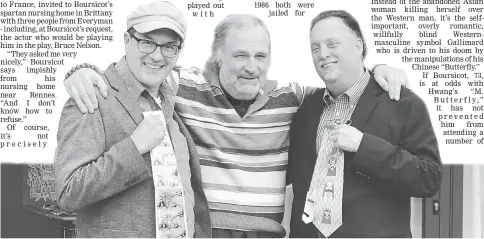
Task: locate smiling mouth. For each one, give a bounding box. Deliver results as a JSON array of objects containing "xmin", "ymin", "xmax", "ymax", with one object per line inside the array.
[
  {"xmin": 321, "ymin": 61, "xmax": 337, "ymax": 68},
  {"xmin": 144, "ymin": 62, "xmax": 164, "ymax": 70},
  {"xmin": 239, "ymin": 77, "xmax": 258, "ymax": 81}
]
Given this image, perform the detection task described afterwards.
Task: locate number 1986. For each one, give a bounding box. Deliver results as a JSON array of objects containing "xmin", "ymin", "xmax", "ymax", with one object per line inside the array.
[{"xmin": 254, "ymin": 2, "xmax": 269, "ymax": 8}]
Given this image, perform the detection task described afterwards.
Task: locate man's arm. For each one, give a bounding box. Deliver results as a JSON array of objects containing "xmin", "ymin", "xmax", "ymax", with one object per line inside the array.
[
  {"xmin": 296, "ymin": 65, "xmax": 409, "ymax": 104},
  {"xmin": 64, "ymin": 64, "xmax": 409, "ymax": 112},
  {"xmin": 64, "ymin": 65, "xmax": 109, "ymax": 113},
  {"xmin": 372, "ymin": 64, "xmax": 409, "ymax": 101},
  {"xmin": 55, "ymin": 96, "xmax": 151, "ymax": 212},
  {"xmin": 351, "ymin": 96, "xmax": 443, "ymax": 198}
]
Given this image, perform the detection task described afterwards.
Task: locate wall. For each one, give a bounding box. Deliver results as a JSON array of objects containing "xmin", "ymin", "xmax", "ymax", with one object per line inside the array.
[
  {"xmin": 410, "ymin": 198, "xmax": 422, "ymax": 238},
  {"xmin": 462, "ymin": 164, "xmax": 483, "ymax": 238}
]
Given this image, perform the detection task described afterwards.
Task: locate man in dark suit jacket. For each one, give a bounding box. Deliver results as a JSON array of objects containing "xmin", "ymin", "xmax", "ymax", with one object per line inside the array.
[{"xmin": 287, "ymin": 10, "xmax": 443, "ymax": 238}]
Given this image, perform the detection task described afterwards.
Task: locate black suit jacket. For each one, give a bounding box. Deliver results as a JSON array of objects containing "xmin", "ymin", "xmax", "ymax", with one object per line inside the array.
[{"xmin": 287, "ymin": 74, "xmax": 443, "ymax": 238}]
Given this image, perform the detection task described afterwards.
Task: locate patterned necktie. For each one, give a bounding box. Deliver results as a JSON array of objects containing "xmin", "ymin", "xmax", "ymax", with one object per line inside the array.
[
  {"xmin": 306, "ymin": 120, "xmax": 344, "ymax": 237},
  {"xmin": 143, "ymin": 111, "xmax": 187, "ymax": 238}
]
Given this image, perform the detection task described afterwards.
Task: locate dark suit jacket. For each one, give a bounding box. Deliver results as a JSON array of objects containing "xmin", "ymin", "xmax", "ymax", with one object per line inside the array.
[
  {"xmin": 55, "ymin": 63, "xmax": 211, "ymax": 237},
  {"xmin": 287, "ymin": 74, "xmax": 443, "ymax": 238}
]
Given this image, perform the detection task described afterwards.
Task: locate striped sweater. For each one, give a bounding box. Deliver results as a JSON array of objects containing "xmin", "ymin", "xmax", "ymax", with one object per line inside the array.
[{"xmin": 173, "ymin": 67, "xmax": 309, "ymax": 236}]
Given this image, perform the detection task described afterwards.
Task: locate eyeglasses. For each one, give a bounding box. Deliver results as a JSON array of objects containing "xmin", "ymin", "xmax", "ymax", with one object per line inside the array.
[{"xmin": 129, "ymin": 33, "xmax": 181, "ymax": 58}]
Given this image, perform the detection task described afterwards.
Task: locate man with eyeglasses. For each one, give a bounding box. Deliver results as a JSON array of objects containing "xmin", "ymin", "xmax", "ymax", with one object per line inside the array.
[
  {"xmin": 54, "ymin": 1, "xmax": 211, "ymax": 238},
  {"xmin": 129, "ymin": 32, "xmax": 182, "ymax": 58}
]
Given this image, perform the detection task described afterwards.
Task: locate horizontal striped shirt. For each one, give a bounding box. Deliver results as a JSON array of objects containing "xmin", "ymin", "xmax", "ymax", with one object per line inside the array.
[{"xmin": 173, "ymin": 67, "xmax": 313, "ymax": 235}]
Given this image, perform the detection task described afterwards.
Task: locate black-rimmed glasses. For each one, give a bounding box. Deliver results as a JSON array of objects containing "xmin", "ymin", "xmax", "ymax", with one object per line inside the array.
[{"xmin": 129, "ymin": 33, "xmax": 181, "ymax": 58}]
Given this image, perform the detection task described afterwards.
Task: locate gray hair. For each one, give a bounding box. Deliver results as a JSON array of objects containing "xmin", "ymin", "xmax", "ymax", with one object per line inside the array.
[{"xmin": 208, "ymin": 14, "xmax": 271, "ymax": 71}]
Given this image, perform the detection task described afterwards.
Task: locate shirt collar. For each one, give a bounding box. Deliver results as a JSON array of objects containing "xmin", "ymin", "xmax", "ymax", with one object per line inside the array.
[
  {"xmin": 323, "ymin": 68, "xmax": 370, "ymax": 105},
  {"xmin": 115, "ymin": 56, "xmax": 177, "ymax": 100}
]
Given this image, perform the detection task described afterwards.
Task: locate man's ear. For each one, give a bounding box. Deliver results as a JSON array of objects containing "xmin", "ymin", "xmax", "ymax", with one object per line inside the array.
[
  {"xmin": 124, "ymin": 32, "xmax": 131, "ymax": 52},
  {"xmin": 356, "ymin": 38, "xmax": 364, "ymax": 58}
]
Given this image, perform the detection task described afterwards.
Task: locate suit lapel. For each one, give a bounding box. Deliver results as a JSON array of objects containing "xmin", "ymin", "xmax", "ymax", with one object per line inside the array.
[
  {"xmin": 173, "ymin": 112, "xmax": 203, "ymax": 184},
  {"xmin": 306, "ymin": 89, "xmax": 327, "ymax": 184},
  {"xmin": 350, "ymin": 75, "xmax": 382, "ymax": 131},
  {"xmin": 310, "ymin": 77, "xmax": 382, "ymax": 170},
  {"xmin": 105, "ymin": 64, "xmax": 144, "ymax": 125}
]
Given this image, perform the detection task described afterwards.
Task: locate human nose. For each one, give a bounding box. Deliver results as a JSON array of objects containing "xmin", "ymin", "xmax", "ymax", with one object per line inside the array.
[
  {"xmin": 243, "ymin": 58, "xmax": 257, "ymax": 73},
  {"xmin": 149, "ymin": 46, "xmax": 165, "ymax": 62},
  {"xmin": 318, "ymin": 46, "xmax": 330, "ymax": 60}
]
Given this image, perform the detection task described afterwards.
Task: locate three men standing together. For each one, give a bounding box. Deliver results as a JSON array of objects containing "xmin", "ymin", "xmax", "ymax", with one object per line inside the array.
[{"xmin": 56, "ymin": 1, "xmax": 441, "ymax": 238}]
